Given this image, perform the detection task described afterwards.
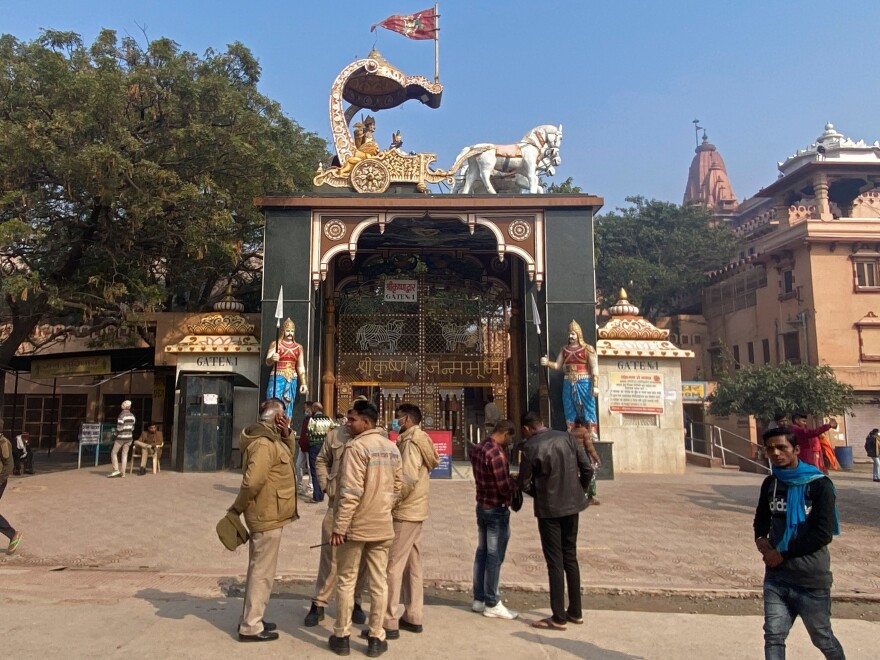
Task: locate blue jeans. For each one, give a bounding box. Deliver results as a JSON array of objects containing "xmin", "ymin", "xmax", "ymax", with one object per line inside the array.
[
  {"xmin": 872, "ymin": 456, "xmax": 880, "ymax": 480},
  {"xmin": 472, "ymin": 505, "xmax": 511, "ymax": 607},
  {"xmin": 763, "ymin": 578, "xmax": 845, "ymax": 659},
  {"xmin": 308, "ymin": 444, "xmax": 323, "ymax": 502}
]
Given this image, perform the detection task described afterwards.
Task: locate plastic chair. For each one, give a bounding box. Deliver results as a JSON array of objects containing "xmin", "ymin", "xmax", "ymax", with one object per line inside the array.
[{"xmin": 129, "ymin": 442, "xmax": 164, "ymax": 475}]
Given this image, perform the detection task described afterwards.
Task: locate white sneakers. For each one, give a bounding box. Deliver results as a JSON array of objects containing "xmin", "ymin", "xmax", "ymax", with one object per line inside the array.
[
  {"xmin": 482, "ymin": 601, "xmax": 519, "ymax": 620},
  {"xmin": 107, "ymin": 471, "xmax": 121, "ymax": 478},
  {"xmin": 471, "ymin": 600, "xmax": 485, "ymax": 613}
]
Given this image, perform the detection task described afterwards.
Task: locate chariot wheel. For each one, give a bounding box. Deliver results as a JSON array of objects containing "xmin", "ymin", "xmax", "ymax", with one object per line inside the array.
[{"xmin": 350, "ymin": 158, "xmax": 391, "ymax": 193}]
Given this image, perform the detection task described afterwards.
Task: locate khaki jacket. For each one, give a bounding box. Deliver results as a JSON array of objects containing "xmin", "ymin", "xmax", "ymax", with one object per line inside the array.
[
  {"xmin": 333, "ymin": 428, "xmax": 401, "ymax": 542},
  {"xmin": 315, "ymin": 425, "xmax": 350, "ymax": 502},
  {"xmin": 139, "ymin": 430, "xmax": 164, "ymax": 447},
  {"xmin": 0, "ymin": 434, "xmax": 12, "ymax": 482},
  {"xmin": 232, "ymin": 421, "xmax": 298, "ymax": 533},
  {"xmin": 393, "ymin": 426, "xmax": 440, "ymax": 523}
]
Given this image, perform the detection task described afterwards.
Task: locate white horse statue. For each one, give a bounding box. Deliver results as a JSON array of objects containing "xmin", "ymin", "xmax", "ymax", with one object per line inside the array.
[
  {"xmin": 452, "ymin": 147, "xmax": 560, "ymax": 194},
  {"xmin": 448, "ymin": 124, "xmax": 563, "ymax": 194}
]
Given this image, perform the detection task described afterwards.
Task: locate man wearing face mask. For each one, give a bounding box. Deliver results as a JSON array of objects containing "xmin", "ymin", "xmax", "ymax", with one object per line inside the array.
[{"xmin": 381, "ymin": 403, "xmax": 440, "ymax": 639}]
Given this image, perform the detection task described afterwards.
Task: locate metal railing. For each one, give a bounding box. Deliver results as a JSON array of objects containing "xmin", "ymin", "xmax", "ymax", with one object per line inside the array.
[{"xmin": 686, "ymin": 421, "xmax": 771, "ymax": 474}]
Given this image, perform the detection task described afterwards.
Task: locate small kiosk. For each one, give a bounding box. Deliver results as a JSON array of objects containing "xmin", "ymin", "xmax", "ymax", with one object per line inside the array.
[
  {"xmin": 164, "ymin": 292, "xmax": 261, "ymax": 471},
  {"xmin": 596, "ymin": 290, "xmax": 694, "ymax": 474}
]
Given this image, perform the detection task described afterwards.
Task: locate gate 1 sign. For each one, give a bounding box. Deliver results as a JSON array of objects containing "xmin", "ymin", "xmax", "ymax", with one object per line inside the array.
[
  {"xmin": 384, "ymin": 279, "xmax": 418, "ymax": 302},
  {"xmin": 427, "ymin": 430, "xmax": 453, "ymax": 479}
]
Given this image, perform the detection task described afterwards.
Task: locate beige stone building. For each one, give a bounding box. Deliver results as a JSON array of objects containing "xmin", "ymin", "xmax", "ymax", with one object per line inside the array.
[{"xmin": 684, "ymin": 123, "xmax": 880, "ymax": 451}]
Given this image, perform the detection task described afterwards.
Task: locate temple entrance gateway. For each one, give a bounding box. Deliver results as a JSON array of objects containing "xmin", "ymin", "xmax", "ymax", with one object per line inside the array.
[
  {"xmin": 257, "ymin": 49, "xmax": 603, "ymax": 441},
  {"xmin": 334, "ymin": 257, "xmax": 510, "ymax": 459}
]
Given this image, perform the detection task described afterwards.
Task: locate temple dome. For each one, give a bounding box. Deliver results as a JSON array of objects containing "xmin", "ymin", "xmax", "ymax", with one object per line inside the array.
[
  {"xmin": 777, "ymin": 123, "xmax": 880, "ymax": 176},
  {"xmin": 683, "ymin": 133, "xmax": 738, "ymax": 215}
]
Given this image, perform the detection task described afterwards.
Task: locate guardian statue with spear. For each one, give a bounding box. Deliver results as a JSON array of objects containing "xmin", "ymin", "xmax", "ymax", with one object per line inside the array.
[{"xmin": 265, "ymin": 287, "xmax": 307, "ymax": 418}]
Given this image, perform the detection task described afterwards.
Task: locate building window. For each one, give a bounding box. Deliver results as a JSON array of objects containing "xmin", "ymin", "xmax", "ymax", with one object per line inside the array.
[
  {"xmin": 782, "ymin": 332, "xmax": 801, "ymax": 364},
  {"xmin": 709, "ymin": 347, "xmax": 723, "ymax": 379},
  {"xmin": 732, "ymin": 345, "xmax": 741, "ymax": 370},
  {"xmin": 854, "ymin": 260, "xmax": 880, "ymax": 289},
  {"xmin": 762, "ymin": 338, "xmax": 771, "ymax": 364},
  {"xmin": 681, "ymin": 335, "xmax": 690, "ymax": 345},
  {"xmin": 747, "ymin": 341, "xmax": 755, "ymax": 364},
  {"xmin": 782, "ymin": 269, "xmax": 794, "ymax": 294},
  {"xmin": 704, "ymin": 265, "xmax": 767, "ymax": 318},
  {"xmin": 694, "ymin": 335, "xmax": 702, "ymax": 345}
]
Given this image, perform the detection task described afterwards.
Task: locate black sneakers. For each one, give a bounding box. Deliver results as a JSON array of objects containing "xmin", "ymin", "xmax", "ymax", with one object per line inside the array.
[
  {"xmin": 366, "ymin": 636, "xmax": 388, "ymax": 658},
  {"xmin": 238, "ymin": 630, "xmax": 278, "ymax": 642},
  {"xmin": 305, "ymin": 602, "xmax": 325, "ymax": 627},
  {"xmin": 329, "ymin": 634, "xmax": 351, "ymax": 656},
  {"xmin": 399, "ymin": 618, "xmax": 423, "ymax": 633}
]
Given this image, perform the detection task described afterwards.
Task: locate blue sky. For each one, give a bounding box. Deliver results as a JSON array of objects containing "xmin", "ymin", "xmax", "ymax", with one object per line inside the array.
[{"xmin": 5, "ymin": 1, "xmax": 880, "ymax": 212}]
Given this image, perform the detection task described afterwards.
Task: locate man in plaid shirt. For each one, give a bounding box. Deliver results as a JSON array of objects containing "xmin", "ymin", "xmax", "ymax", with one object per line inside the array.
[{"xmin": 469, "ymin": 419, "xmax": 519, "ymax": 620}]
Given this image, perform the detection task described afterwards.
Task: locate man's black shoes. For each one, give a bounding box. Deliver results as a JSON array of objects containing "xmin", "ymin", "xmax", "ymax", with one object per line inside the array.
[
  {"xmin": 262, "ymin": 620, "xmax": 277, "ymax": 632},
  {"xmin": 360, "ymin": 628, "xmax": 398, "ymax": 640},
  {"xmin": 238, "ymin": 630, "xmax": 279, "ymax": 642},
  {"xmin": 329, "ymin": 634, "xmax": 351, "ymax": 656},
  {"xmin": 399, "ymin": 618, "xmax": 423, "ymax": 633},
  {"xmin": 352, "ymin": 602, "xmax": 367, "ymax": 625},
  {"xmin": 366, "ymin": 636, "xmax": 389, "ymax": 658},
  {"xmin": 305, "ymin": 603, "xmax": 325, "ymax": 627}
]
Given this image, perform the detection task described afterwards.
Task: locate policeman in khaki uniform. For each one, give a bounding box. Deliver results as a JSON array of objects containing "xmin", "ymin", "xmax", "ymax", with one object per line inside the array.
[
  {"xmin": 230, "ymin": 399, "xmax": 298, "ymax": 643},
  {"xmin": 303, "ymin": 414, "xmax": 368, "ymax": 627}
]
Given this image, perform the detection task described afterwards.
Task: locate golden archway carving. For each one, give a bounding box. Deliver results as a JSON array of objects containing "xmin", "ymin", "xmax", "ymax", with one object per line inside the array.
[{"xmin": 309, "ymin": 211, "xmax": 544, "ymax": 291}]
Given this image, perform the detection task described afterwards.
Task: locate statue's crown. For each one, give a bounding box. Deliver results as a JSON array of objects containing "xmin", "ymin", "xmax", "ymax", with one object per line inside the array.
[{"xmin": 282, "ymin": 318, "xmax": 295, "ymax": 333}]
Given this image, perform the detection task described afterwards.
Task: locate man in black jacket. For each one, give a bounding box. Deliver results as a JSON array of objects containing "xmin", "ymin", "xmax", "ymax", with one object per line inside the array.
[
  {"xmin": 753, "ymin": 427, "xmax": 844, "ymax": 660},
  {"xmin": 518, "ymin": 411, "xmax": 593, "ymax": 631}
]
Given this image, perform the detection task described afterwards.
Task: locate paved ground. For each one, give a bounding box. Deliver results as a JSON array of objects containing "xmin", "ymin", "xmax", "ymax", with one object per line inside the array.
[{"xmin": 0, "ymin": 457, "xmax": 877, "ymax": 658}]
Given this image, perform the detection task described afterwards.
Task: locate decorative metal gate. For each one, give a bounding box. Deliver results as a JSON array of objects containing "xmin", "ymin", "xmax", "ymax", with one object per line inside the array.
[{"xmin": 335, "ymin": 256, "xmax": 510, "ymax": 457}]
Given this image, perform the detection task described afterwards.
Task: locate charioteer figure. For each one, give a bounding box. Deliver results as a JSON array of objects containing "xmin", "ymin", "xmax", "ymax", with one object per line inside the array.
[
  {"xmin": 265, "ymin": 318, "xmax": 308, "ymax": 419},
  {"xmin": 541, "ymin": 320, "xmax": 598, "ymax": 431}
]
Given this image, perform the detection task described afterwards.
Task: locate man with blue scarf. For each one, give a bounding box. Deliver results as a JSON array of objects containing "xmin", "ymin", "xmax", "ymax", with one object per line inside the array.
[{"xmin": 753, "ymin": 427, "xmax": 845, "ymax": 659}]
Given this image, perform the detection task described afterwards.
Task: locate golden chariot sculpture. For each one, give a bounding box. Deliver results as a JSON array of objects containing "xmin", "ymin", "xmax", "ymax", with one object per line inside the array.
[{"xmin": 313, "ymin": 50, "xmax": 454, "ymax": 194}]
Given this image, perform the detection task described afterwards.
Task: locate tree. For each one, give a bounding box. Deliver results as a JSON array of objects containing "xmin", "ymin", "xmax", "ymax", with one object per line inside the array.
[
  {"xmin": 709, "ymin": 363, "xmax": 856, "ymax": 421},
  {"xmin": 0, "ymin": 30, "xmax": 328, "ymax": 367},
  {"xmin": 545, "ymin": 177, "xmax": 582, "ymax": 194},
  {"xmin": 595, "ymin": 197, "xmax": 738, "ymax": 319}
]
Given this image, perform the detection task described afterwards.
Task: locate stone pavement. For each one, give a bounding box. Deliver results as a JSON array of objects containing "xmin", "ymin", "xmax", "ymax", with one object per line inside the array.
[
  {"xmin": 0, "ymin": 591, "xmax": 876, "ymax": 659},
  {"xmin": 1, "ymin": 460, "xmax": 878, "ymax": 596},
  {"xmin": 0, "ymin": 460, "xmax": 878, "ymax": 658}
]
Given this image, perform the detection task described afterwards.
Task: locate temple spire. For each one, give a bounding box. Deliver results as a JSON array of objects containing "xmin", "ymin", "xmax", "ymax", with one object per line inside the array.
[{"xmin": 683, "ymin": 126, "xmax": 738, "ymax": 217}]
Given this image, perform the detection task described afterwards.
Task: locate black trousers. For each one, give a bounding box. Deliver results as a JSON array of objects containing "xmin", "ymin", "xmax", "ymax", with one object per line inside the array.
[
  {"xmin": 0, "ymin": 479, "xmax": 17, "ymax": 541},
  {"xmin": 537, "ymin": 513, "xmax": 582, "ymax": 624}
]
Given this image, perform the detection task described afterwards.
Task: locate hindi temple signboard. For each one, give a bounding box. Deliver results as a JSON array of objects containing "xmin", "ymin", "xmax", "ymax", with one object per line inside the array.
[
  {"xmin": 608, "ymin": 371, "xmax": 665, "ymax": 414},
  {"xmin": 384, "ymin": 279, "xmax": 418, "ymax": 302}
]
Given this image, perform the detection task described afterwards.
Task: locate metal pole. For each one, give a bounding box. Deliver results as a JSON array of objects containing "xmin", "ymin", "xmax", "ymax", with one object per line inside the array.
[
  {"xmin": 49, "ymin": 377, "xmax": 57, "ymax": 456},
  {"xmin": 11, "ymin": 370, "xmax": 19, "ymax": 439},
  {"xmin": 434, "ymin": 3, "xmax": 440, "ymax": 83}
]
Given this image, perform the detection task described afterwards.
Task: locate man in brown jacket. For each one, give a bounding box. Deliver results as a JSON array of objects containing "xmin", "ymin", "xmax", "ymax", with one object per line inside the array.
[
  {"xmin": 383, "ymin": 403, "xmax": 440, "ymax": 638},
  {"xmin": 304, "ymin": 415, "xmax": 368, "ymax": 627},
  {"xmin": 134, "ymin": 421, "xmax": 164, "ymax": 476},
  {"xmin": 329, "ymin": 400, "xmax": 401, "ymax": 658},
  {"xmin": 230, "ymin": 399, "xmax": 298, "ymax": 642}
]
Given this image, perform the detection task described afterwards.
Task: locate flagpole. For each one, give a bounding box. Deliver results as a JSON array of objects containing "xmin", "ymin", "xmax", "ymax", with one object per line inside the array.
[{"xmin": 434, "ymin": 3, "xmax": 440, "ymax": 83}]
